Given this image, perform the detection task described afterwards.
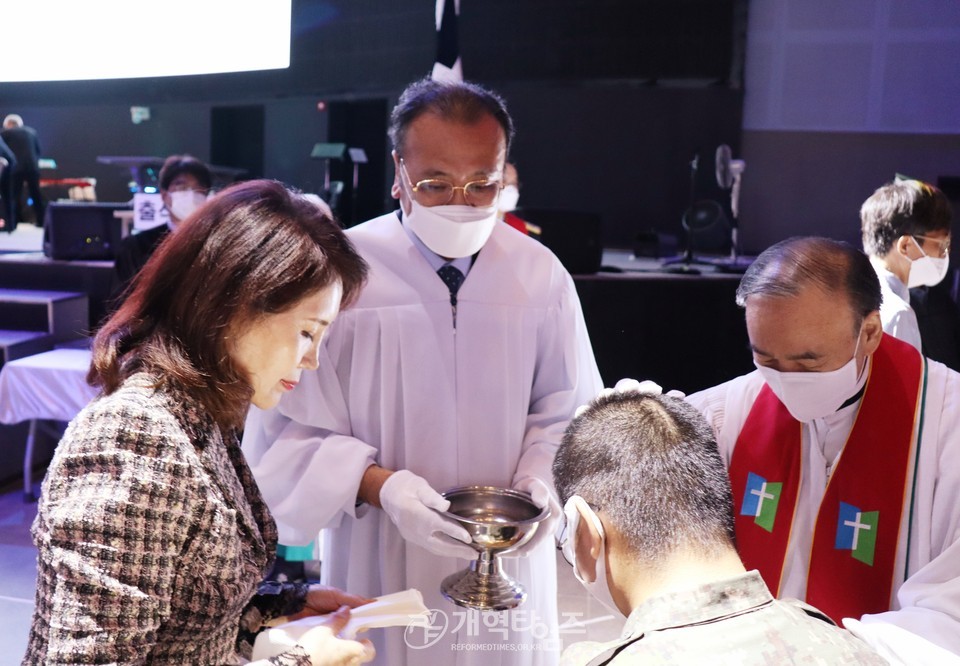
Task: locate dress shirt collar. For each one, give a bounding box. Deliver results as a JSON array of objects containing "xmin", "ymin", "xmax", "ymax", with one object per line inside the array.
[{"xmin": 876, "ymin": 264, "xmax": 910, "ymax": 305}]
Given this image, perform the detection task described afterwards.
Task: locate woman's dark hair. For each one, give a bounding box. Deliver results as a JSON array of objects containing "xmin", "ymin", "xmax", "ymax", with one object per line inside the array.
[{"xmin": 90, "ymin": 179, "xmax": 368, "ymax": 431}]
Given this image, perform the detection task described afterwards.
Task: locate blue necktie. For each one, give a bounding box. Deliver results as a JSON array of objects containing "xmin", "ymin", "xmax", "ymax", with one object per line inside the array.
[{"xmin": 437, "ymin": 264, "xmax": 465, "ymax": 295}]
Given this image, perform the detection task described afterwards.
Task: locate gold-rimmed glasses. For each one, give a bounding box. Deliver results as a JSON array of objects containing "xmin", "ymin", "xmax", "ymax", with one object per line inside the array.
[{"xmin": 400, "ymin": 158, "xmax": 502, "ymax": 207}]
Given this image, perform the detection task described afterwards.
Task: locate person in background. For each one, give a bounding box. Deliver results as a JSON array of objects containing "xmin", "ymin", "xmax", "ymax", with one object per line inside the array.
[
  {"xmin": 25, "ymin": 180, "xmax": 374, "ymax": 666},
  {"xmin": 499, "ymin": 161, "xmax": 540, "ymax": 236},
  {"xmin": 860, "ymin": 178, "xmax": 953, "ymax": 351},
  {"xmin": 685, "ymin": 237, "xmax": 960, "ymax": 657},
  {"xmin": 553, "ymin": 385, "xmax": 887, "ymax": 665},
  {"xmin": 0, "ymin": 134, "xmax": 15, "ymax": 231},
  {"xmin": 1, "ymin": 114, "xmax": 44, "ymax": 225},
  {"xmin": 500, "ymin": 161, "xmax": 525, "ymax": 232},
  {"xmin": 243, "ymin": 77, "xmax": 602, "ymax": 665},
  {"xmin": 112, "ymin": 154, "xmax": 213, "ymax": 301},
  {"xmin": 909, "ymin": 279, "xmax": 960, "ymax": 371}
]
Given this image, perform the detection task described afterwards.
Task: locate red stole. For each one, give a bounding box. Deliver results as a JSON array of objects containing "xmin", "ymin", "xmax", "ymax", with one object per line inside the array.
[
  {"xmin": 503, "ymin": 212, "xmax": 530, "ymax": 235},
  {"xmin": 730, "ymin": 334, "xmax": 924, "ymax": 622}
]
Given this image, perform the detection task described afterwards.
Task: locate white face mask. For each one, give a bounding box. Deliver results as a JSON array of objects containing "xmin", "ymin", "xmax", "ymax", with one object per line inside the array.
[
  {"xmin": 498, "ymin": 185, "xmax": 520, "ymax": 213},
  {"xmin": 754, "ymin": 331, "xmax": 865, "ymax": 423},
  {"xmin": 561, "ymin": 496, "xmax": 623, "ymax": 616},
  {"xmin": 907, "ymin": 237, "xmax": 950, "ymax": 288},
  {"xmin": 168, "ymin": 190, "xmax": 207, "ymax": 224},
  {"xmin": 402, "ymin": 200, "xmax": 498, "ymax": 258}
]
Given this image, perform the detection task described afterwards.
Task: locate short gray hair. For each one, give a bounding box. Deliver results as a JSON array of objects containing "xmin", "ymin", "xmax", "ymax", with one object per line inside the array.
[{"xmin": 737, "ymin": 237, "xmax": 881, "ymax": 326}]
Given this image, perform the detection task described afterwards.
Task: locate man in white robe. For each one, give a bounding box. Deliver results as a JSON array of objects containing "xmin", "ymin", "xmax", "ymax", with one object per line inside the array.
[
  {"xmin": 860, "ymin": 178, "xmax": 953, "ymax": 352},
  {"xmin": 243, "ymin": 78, "xmax": 602, "ymax": 666},
  {"xmin": 686, "ymin": 237, "xmax": 960, "ymax": 658}
]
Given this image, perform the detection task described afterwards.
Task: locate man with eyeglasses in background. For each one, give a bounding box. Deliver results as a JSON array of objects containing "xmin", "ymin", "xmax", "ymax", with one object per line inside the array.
[
  {"xmin": 111, "ymin": 154, "xmax": 212, "ymax": 303},
  {"xmin": 244, "ymin": 77, "xmax": 602, "ymax": 666},
  {"xmin": 860, "ymin": 178, "xmax": 953, "ymax": 352}
]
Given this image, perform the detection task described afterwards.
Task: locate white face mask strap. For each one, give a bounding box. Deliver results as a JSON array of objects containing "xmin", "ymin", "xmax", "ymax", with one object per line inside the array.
[
  {"xmin": 564, "ymin": 495, "xmax": 605, "ymax": 583},
  {"xmin": 566, "ymin": 495, "xmax": 605, "ymax": 537}
]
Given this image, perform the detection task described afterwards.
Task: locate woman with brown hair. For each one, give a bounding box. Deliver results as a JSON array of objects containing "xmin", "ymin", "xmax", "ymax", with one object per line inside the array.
[{"xmin": 24, "ymin": 180, "xmax": 374, "ymax": 665}]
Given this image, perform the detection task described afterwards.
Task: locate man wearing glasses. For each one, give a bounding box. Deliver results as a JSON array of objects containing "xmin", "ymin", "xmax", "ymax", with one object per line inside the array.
[
  {"xmin": 111, "ymin": 154, "xmax": 212, "ymax": 302},
  {"xmin": 860, "ymin": 178, "xmax": 953, "ymax": 352},
  {"xmin": 244, "ymin": 77, "xmax": 602, "ymax": 665}
]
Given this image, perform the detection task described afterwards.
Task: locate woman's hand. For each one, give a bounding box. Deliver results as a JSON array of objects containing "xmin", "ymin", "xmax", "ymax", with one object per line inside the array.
[
  {"xmin": 298, "ymin": 606, "xmax": 376, "ymax": 666},
  {"xmin": 290, "ymin": 585, "xmax": 374, "ymax": 621}
]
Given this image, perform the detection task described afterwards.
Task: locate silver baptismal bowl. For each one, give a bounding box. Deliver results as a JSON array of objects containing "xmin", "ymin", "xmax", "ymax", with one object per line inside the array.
[{"xmin": 439, "ymin": 485, "xmax": 550, "ymax": 611}]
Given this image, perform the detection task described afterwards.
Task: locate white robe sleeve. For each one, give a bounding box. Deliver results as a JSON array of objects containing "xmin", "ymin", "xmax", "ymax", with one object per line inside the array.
[
  {"xmin": 512, "ymin": 273, "xmax": 603, "ymax": 494},
  {"xmin": 686, "ymin": 372, "xmax": 762, "ymax": 464}
]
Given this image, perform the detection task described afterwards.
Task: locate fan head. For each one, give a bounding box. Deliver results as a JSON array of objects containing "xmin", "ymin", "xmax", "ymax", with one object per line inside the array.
[{"xmin": 716, "ymin": 144, "xmax": 734, "ymax": 189}]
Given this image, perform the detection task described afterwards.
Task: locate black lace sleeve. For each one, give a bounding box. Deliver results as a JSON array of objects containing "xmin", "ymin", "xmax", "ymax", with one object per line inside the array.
[
  {"xmin": 237, "ymin": 580, "xmax": 311, "ymax": 660},
  {"xmin": 266, "ymin": 644, "xmax": 313, "ymax": 665}
]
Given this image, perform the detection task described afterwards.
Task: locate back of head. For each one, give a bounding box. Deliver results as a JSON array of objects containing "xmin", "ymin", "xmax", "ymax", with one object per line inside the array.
[
  {"xmin": 737, "ymin": 236, "xmax": 881, "ymax": 327},
  {"xmin": 554, "ymin": 392, "xmax": 735, "ymax": 567},
  {"xmin": 91, "ymin": 179, "xmax": 368, "ymax": 430},
  {"xmin": 388, "ymin": 77, "xmax": 514, "ymax": 156},
  {"xmin": 861, "ymin": 179, "xmax": 952, "ymax": 256},
  {"xmin": 159, "ymin": 154, "xmax": 213, "ymax": 192},
  {"xmin": 3, "ymin": 114, "xmax": 23, "ymax": 129}
]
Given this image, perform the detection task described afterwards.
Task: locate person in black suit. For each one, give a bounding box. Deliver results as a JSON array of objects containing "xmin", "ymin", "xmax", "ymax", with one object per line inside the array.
[
  {"xmin": 911, "ymin": 279, "xmax": 960, "ymax": 371},
  {"xmin": 0, "ymin": 135, "xmax": 16, "ymax": 232},
  {"xmin": 1, "ymin": 114, "xmax": 44, "ymax": 225},
  {"xmin": 111, "ymin": 155, "xmax": 212, "ymax": 306}
]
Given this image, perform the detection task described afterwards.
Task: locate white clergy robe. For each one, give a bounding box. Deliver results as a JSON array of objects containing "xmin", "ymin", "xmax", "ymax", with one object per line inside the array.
[
  {"xmin": 687, "ymin": 358, "xmax": 960, "ymax": 657},
  {"xmin": 243, "ymin": 212, "xmax": 602, "ymax": 666}
]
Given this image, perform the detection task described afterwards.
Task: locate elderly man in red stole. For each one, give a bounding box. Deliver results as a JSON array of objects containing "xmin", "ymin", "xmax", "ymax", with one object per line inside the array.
[{"xmin": 685, "ymin": 236, "xmax": 960, "ymax": 658}]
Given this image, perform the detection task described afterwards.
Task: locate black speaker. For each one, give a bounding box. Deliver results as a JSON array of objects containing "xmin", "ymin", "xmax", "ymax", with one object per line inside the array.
[
  {"xmin": 43, "ymin": 202, "xmax": 129, "ymax": 260},
  {"xmin": 516, "ymin": 208, "xmax": 603, "ymax": 275}
]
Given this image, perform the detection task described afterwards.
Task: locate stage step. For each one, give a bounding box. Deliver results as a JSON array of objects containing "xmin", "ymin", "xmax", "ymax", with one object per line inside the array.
[
  {"xmin": 0, "ymin": 330, "xmax": 55, "ymax": 369},
  {"xmin": 0, "ymin": 288, "xmax": 89, "ymax": 342}
]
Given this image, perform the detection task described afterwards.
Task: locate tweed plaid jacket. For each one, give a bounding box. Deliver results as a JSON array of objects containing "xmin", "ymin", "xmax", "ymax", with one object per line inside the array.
[{"xmin": 24, "ymin": 373, "xmax": 312, "ymax": 665}]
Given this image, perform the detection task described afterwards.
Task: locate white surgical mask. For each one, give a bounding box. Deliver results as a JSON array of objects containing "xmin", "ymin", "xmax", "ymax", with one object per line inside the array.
[
  {"xmin": 168, "ymin": 190, "xmax": 207, "ymax": 224},
  {"xmin": 754, "ymin": 331, "xmax": 866, "ymax": 423},
  {"xmin": 402, "ymin": 200, "xmax": 497, "ymax": 258},
  {"xmin": 907, "ymin": 237, "xmax": 950, "ymax": 288},
  {"xmin": 498, "ymin": 185, "xmax": 520, "ymax": 213},
  {"xmin": 561, "ymin": 496, "xmax": 623, "ymax": 616}
]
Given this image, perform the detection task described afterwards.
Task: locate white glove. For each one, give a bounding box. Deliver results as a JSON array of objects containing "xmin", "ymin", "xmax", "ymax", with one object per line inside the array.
[
  {"xmin": 575, "ymin": 378, "xmax": 686, "ymax": 417},
  {"xmin": 505, "ymin": 478, "xmax": 561, "ymax": 558},
  {"xmin": 379, "ymin": 470, "xmax": 477, "ymax": 559}
]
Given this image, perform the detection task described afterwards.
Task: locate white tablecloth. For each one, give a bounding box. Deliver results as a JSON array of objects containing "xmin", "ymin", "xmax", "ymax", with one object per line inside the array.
[{"xmin": 0, "ymin": 349, "xmax": 98, "ymax": 424}]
